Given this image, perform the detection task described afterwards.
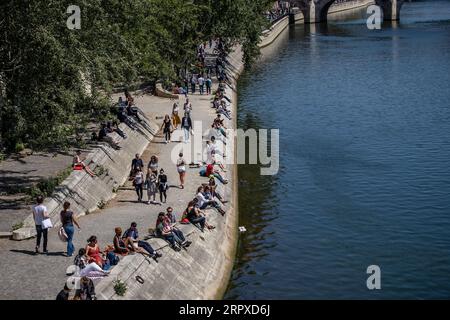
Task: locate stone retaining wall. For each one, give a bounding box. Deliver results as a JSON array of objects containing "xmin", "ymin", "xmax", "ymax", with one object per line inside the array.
[{"xmin": 13, "ymin": 116, "xmax": 159, "ymax": 240}]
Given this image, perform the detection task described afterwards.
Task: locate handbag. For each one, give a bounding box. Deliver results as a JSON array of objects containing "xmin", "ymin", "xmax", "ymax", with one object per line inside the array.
[
  {"xmin": 58, "ymin": 227, "xmax": 68, "ymax": 242},
  {"xmin": 41, "ymin": 218, "xmax": 53, "ymax": 229}
]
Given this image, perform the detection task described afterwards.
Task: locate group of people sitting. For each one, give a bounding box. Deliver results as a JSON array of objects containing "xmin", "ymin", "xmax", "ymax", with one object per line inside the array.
[{"xmin": 91, "ymin": 120, "xmax": 125, "ymax": 150}]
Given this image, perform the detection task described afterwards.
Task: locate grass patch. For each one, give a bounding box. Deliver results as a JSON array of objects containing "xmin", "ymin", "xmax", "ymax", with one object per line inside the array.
[
  {"xmin": 12, "ymin": 222, "xmax": 24, "ymax": 231},
  {"xmin": 113, "ymin": 279, "xmax": 127, "ymax": 297},
  {"xmin": 26, "ymin": 166, "xmax": 73, "ymax": 199}
]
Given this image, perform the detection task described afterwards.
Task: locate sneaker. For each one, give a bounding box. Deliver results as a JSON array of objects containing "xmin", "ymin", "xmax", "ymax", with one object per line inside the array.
[
  {"xmin": 173, "ymin": 246, "xmax": 181, "ymax": 252},
  {"xmin": 43, "ymin": 250, "xmax": 48, "ymax": 255},
  {"xmin": 154, "ymin": 252, "xmax": 162, "ymax": 258},
  {"xmin": 183, "ymin": 241, "xmax": 192, "ymax": 247}
]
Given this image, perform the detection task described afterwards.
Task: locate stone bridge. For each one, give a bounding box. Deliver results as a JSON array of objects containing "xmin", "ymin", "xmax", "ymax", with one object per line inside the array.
[{"xmin": 290, "ymin": 0, "xmax": 405, "ymax": 23}]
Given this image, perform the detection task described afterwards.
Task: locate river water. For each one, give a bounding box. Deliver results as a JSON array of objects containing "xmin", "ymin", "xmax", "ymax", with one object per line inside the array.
[{"xmin": 225, "ymin": 0, "xmax": 450, "ymax": 299}]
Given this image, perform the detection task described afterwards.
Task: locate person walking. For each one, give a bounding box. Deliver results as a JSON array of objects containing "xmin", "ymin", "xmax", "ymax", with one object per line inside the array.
[
  {"xmin": 60, "ymin": 201, "xmax": 81, "ymax": 257},
  {"xmin": 130, "ymin": 153, "xmax": 144, "ymax": 178},
  {"xmin": 148, "ymin": 155, "xmax": 159, "ymax": 176},
  {"xmin": 176, "ymin": 152, "xmax": 186, "ymax": 189},
  {"xmin": 171, "ymin": 102, "xmax": 181, "ymax": 129},
  {"xmin": 145, "ymin": 172, "xmax": 158, "ymax": 204},
  {"xmin": 160, "ymin": 115, "xmax": 173, "ymax": 144},
  {"xmin": 33, "ymin": 195, "xmax": 49, "ymax": 254},
  {"xmin": 206, "ymin": 76, "xmax": 212, "ymax": 95},
  {"xmin": 133, "ymin": 167, "xmax": 144, "ymax": 202},
  {"xmin": 158, "ymin": 168, "xmax": 168, "ymax": 203},
  {"xmin": 181, "ymin": 112, "xmax": 193, "ymax": 143},
  {"xmin": 198, "ymin": 75, "xmax": 205, "ymax": 95},
  {"xmin": 190, "ymin": 75, "xmax": 196, "ymax": 94},
  {"xmin": 183, "ymin": 98, "xmax": 192, "ymax": 117}
]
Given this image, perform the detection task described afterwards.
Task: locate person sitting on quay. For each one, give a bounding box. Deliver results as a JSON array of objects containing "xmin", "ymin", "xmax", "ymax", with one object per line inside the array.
[
  {"xmin": 107, "ymin": 120, "xmax": 127, "ymax": 139},
  {"xmin": 73, "ymin": 150, "xmax": 96, "ymax": 177},
  {"xmin": 200, "ymin": 163, "xmax": 228, "ymax": 185},
  {"xmin": 85, "ymin": 235, "xmax": 109, "ymax": 271},
  {"xmin": 166, "ymin": 206, "xmax": 177, "ymax": 223},
  {"xmin": 208, "ymin": 177, "xmax": 228, "ymax": 204},
  {"xmin": 155, "ymin": 212, "xmax": 191, "ymax": 251},
  {"xmin": 126, "ymin": 95, "xmax": 141, "ymax": 122},
  {"xmin": 123, "ymin": 222, "xmax": 162, "ymax": 261},
  {"xmin": 203, "ymin": 185, "xmax": 227, "ymax": 213},
  {"xmin": 207, "ymin": 149, "xmax": 226, "ymax": 172},
  {"xmin": 56, "ymin": 284, "xmax": 71, "ymax": 301},
  {"xmin": 73, "ymin": 248, "xmax": 109, "ymax": 277},
  {"xmin": 113, "ymin": 227, "xmax": 131, "ymax": 255},
  {"xmin": 184, "ymin": 200, "xmax": 215, "ymax": 232},
  {"xmin": 217, "ymin": 100, "xmax": 232, "ymax": 120},
  {"xmin": 97, "ymin": 123, "xmax": 121, "ymax": 150},
  {"xmin": 196, "ymin": 186, "xmax": 226, "ymax": 215},
  {"xmin": 212, "ymin": 115, "xmax": 227, "ymax": 138},
  {"xmin": 74, "ymin": 276, "xmax": 96, "ymax": 300}
]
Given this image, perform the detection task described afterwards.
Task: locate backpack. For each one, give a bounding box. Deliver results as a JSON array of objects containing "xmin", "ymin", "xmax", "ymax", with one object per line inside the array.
[
  {"xmin": 58, "ymin": 227, "xmax": 68, "ymax": 242},
  {"xmin": 107, "ymin": 251, "xmax": 120, "ymax": 266}
]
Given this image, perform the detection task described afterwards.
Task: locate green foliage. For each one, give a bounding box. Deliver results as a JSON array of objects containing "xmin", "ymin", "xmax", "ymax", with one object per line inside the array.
[
  {"xmin": 12, "ymin": 222, "xmax": 24, "ymax": 231},
  {"xmin": 26, "ymin": 166, "xmax": 72, "ymax": 199},
  {"xmin": 0, "ymin": 0, "xmax": 272, "ymax": 152},
  {"xmin": 97, "ymin": 199, "xmax": 106, "ymax": 209},
  {"xmin": 94, "ymin": 164, "xmax": 107, "ymax": 176},
  {"xmin": 113, "ymin": 278, "xmax": 127, "ymax": 296},
  {"xmin": 14, "ymin": 142, "xmax": 25, "ymax": 153}
]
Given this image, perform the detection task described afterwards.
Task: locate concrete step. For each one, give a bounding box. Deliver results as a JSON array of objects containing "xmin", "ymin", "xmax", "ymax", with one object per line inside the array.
[{"xmin": 0, "ymin": 232, "xmax": 13, "ymax": 239}]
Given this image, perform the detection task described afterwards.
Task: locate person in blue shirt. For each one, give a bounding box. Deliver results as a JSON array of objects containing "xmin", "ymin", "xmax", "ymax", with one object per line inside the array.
[{"xmin": 123, "ymin": 222, "xmax": 162, "ymax": 261}]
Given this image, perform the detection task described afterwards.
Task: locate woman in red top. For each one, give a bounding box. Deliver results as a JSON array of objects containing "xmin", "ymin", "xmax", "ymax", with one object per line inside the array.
[{"xmin": 85, "ymin": 236, "xmax": 104, "ymax": 268}]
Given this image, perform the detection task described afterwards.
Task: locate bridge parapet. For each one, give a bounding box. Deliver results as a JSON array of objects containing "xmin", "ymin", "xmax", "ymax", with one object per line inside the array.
[{"xmin": 289, "ymin": 0, "xmax": 405, "ymax": 23}]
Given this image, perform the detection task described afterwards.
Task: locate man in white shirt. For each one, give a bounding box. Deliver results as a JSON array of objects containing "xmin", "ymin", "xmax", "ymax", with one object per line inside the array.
[
  {"xmin": 33, "ymin": 195, "xmax": 49, "ymax": 254},
  {"xmin": 198, "ymin": 76, "xmax": 205, "ymax": 95}
]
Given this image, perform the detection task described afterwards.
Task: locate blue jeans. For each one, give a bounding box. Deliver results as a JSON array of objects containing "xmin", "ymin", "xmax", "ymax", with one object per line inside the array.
[
  {"xmin": 183, "ymin": 127, "xmax": 190, "ymax": 142},
  {"xmin": 200, "ymin": 200, "xmax": 221, "ymax": 210},
  {"xmin": 64, "ymin": 224, "xmax": 75, "ymax": 256},
  {"xmin": 189, "ymin": 216, "xmax": 206, "ymax": 231},
  {"xmin": 213, "ymin": 173, "xmax": 226, "ymax": 184},
  {"xmin": 138, "ymin": 240, "xmax": 155, "ymax": 255},
  {"xmin": 172, "ymin": 229, "xmax": 186, "ymax": 244}
]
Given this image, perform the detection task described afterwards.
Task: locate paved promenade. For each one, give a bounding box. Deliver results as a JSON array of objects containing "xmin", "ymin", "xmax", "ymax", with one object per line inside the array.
[{"xmin": 0, "ymin": 79, "xmax": 234, "ymax": 299}]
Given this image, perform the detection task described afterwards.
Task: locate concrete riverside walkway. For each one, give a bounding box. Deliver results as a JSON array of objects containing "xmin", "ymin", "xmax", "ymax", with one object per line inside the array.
[{"xmin": 0, "ymin": 74, "xmax": 236, "ymax": 299}]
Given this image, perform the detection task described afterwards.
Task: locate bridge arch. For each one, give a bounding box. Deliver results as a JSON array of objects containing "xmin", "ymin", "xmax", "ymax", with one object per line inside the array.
[{"xmin": 292, "ymin": 0, "xmax": 405, "ymax": 24}]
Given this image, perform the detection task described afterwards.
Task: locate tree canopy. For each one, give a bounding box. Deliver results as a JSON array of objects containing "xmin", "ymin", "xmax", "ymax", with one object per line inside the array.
[{"xmin": 0, "ymin": 0, "xmax": 273, "ymax": 152}]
